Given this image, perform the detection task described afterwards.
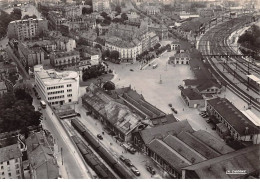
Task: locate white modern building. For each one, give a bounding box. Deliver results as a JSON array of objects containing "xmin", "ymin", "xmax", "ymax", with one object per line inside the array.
[
  {"xmin": 92, "ymin": 0, "xmax": 111, "ymax": 12},
  {"xmin": 34, "ymin": 65, "xmax": 79, "ymax": 106},
  {"xmin": 0, "ymin": 144, "xmax": 23, "ymax": 179}
]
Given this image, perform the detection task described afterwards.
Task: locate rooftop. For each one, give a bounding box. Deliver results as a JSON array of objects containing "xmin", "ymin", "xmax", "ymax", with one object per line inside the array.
[
  {"xmin": 149, "ymin": 139, "xmax": 191, "ymax": 174},
  {"xmin": 0, "ymin": 144, "xmax": 22, "ymax": 163},
  {"xmin": 192, "ymin": 130, "xmax": 234, "ymax": 155},
  {"xmin": 177, "ymin": 131, "xmax": 221, "ymax": 159},
  {"xmin": 207, "ymin": 98, "xmax": 259, "ymax": 136},
  {"xmin": 182, "ymin": 144, "xmax": 260, "ymax": 179},
  {"xmin": 34, "ymin": 65, "xmax": 79, "ymax": 86},
  {"xmin": 181, "ymin": 88, "xmax": 203, "ymax": 100},
  {"xmin": 140, "ymin": 120, "xmax": 194, "ymax": 144}
]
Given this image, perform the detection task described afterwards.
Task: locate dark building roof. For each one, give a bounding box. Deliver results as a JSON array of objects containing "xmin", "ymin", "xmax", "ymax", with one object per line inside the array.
[
  {"xmin": 163, "ymin": 135, "xmax": 206, "ymax": 164},
  {"xmin": 150, "ymin": 114, "xmax": 178, "ymax": 126},
  {"xmin": 182, "ymin": 144, "xmax": 260, "ymax": 179},
  {"xmin": 207, "ymin": 98, "xmax": 259, "ymax": 136},
  {"xmin": 181, "ymin": 88, "xmax": 203, "ymax": 100},
  {"xmin": 196, "ymin": 80, "xmax": 221, "ymax": 92},
  {"xmin": 140, "ymin": 120, "xmax": 194, "ymax": 145},
  {"xmin": 177, "ymin": 131, "xmax": 221, "ymax": 159},
  {"xmin": 149, "ymin": 139, "xmax": 191, "ymax": 174},
  {"xmin": 192, "ymin": 130, "xmax": 234, "ymax": 154}
]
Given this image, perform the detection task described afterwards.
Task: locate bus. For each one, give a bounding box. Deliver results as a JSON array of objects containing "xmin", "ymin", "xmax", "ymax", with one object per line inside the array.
[{"xmin": 40, "ymin": 100, "xmax": 46, "ymax": 109}]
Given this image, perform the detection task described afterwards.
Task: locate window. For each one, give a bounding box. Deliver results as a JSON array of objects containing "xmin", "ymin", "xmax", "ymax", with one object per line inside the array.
[
  {"xmin": 7, "ymin": 161, "xmax": 9, "ymax": 165},
  {"xmin": 8, "ymin": 173, "xmax": 11, "ymax": 177},
  {"xmin": 15, "ymin": 164, "xmax": 19, "ymax": 169},
  {"xmin": 15, "ymin": 159, "xmax": 18, "ymax": 163},
  {"xmin": 1, "ymin": 166, "xmax": 3, "ymax": 169},
  {"xmin": 2, "ymin": 172, "xmax": 4, "ymax": 175},
  {"xmin": 16, "ymin": 170, "xmax": 20, "ymax": 175}
]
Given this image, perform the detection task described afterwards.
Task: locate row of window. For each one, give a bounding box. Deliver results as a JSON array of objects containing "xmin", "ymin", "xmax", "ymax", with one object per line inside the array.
[
  {"xmin": 47, "ymin": 85, "xmax": 64, "ymax": 90},
  {"xmin": 48, "ymin": 90, "xmax": 64, "ymax": 95},
  {"xmin": 48, "ymin": 95, "xmax": 64, "ymax": 100},
  {"xmin": 68, "ymin": 94, "xmax": 72, "ymax": 97}
]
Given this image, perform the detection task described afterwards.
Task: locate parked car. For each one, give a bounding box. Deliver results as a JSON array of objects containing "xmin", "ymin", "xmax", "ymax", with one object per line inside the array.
[
  {"xmin": 131, "ymin": 166, "xmax": 140, "ymax": 176},
  {"xmin": 130, "ymin": 69, "xmax": 134, "ymax": 71},
  {"xmin": 212, "ymin": 126, "xmax": 216, "ymax": 130},
  {"xmin": 119, "ymin": 155, "xmax": 126, "ymax": 162},
  {"xmin": 168, "ymin": 103, "xmax": 172, "ymax": 107},
  {"xmin": 77, "ymin": 113, "xmax": 81, "ymax": 117},
  {"xmin": 127, "ymin": 147, "xmax": 136, "ymax": 154},
  {"xmin": 146, "ymin": 165, "xmax": 156, "ymax": 175},
  {"xmin": 38, "ymin": 106, "xmax": 42, "ymax": 111},
  {"xmin": 202, "ymin": 114, "xmax": 208, "ymax": 118},
  {"xmin": 37, "ymin": 95, "xmax": 41, "ymax": 100},
  {"xmin": 206, "ymin": 119, "xmax": 211, "ymax": 123},
  {"xmin": 97, "ymin": 134, "xmax": 103, "ymax": 140},
  {"xmin": 171, "ymin": 107, "xmax": 178, "ymax": 114},
  {"xmin": 199, "ymin": 112, "xmax": 206, "ymax": 116},
  {"xmin": 124, "ymin": 159, "xmax": 133, "ymax": 167},
  {"xmin": 178, "ymin": 85, "xmax": 184, "ymax": 90}
]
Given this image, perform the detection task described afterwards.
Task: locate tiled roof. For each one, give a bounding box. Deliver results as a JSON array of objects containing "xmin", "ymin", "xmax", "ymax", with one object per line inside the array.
[
  {"xmin": 140, "ymin": 120, "xmax": 194, "ymax": 144},
  {"xmin": 192, "ymin": 130, "xmax": 234, "ymax": 155},
  {"xmin": 148, "ymin": 139, "xmax": 191, "ymax": 174},
  {"xmin": 196, "ymin": 80, "xmax": 221, "ymax": 91},
  {"xmin": 181, "ymin": 88, "xmax": 203, "ymax": 100},
  {"xmin": 207, "ymin": 98, "xmax": 259, "ymax": 136},
  {"xmin": 163, "ymin": 135, "xmax": 206, "ymax": 164},
  {"xmin": 177, "ymin": 131, "xmax": 221, "ymax": 159},
  {"xmin": 0, "ymin": 144, "xmax": 22, "ymax": 163},
  {"xmin": 182, "ymin": 144, "xmax": 260, "ymax": 179},
  {"xmin": 151, "ymin": 114, "xmax": 178, "ymax": 126}
]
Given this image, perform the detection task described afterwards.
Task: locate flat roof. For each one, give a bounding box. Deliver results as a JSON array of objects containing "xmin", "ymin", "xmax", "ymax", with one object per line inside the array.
[
  {"xmin": 35, "ymin": 67, "xmax": 78, "ymax": 86},
  {"xmin": 0, "ymin": 144, "xmax": 22, "ymax": 163}
]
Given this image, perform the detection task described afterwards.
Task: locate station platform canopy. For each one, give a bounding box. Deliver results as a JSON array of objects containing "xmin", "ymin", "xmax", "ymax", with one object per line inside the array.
[
  {"xmin": 247, "ymin": 74, "xmax": 260, "ymax": 84},
  {"xmin": 241, "ymin": 110, "xmax": 260, "ymax": 127}
]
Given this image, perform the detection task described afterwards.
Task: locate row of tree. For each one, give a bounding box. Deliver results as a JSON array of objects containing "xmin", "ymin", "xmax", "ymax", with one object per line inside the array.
[
  {"xmin": 102, "ymin": 49, "xmax": 120, "ymax": 61},
  {"xmin": 0, "ymin": 8, "xmax": 22, "ymax": 38},
  {"xmin": 82, "ymin": 64, "xmax": 106, "ymax": 81},
  {"xmin": 0, "ymin": 88, "xmax": 41, "ymax": 133}
]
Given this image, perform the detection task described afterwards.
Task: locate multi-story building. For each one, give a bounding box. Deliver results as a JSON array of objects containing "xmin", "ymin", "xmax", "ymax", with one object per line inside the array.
[
  {"xmin": 148, "ymin": 23, "xmax": 168, "ymax": 40},
  {"xmin": 50, "ymin": 50, "xmax": 80, "ymax": 68},
  {"xmin": 64, "ymin": 16, "xmax": 96, "ymax": 31},
  {"xmin": 92, "ymin": 0, "xmax": 111, "ymax": 13},
  {"xmin": 47, "ymin": 11, "xmax": 67, "ymax": 30},
  {"xmin": 34, "ymin": 65, "xmax": 79, "ymax": 106},
  {"xmin": 18, "ymin": 42, "xmax": 45, "ymax": 67},
  {"xmin": 0, "ymin": 144, "xmax": 23, "ymax": 179},
  {"xmin": 7, "ymin": 18, "xmax": 48, "ymax": 41},
  {"xmin": 144, "ymin": 5, "xmax": 160, "ymax": 15},
  {"xmin": 168, "ymin": 51, "xmax": 190, "ymax": 65}
]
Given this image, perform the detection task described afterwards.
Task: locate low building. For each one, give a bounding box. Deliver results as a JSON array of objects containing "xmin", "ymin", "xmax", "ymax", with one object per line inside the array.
[
  {"xmin": 82, "ymin": 84, "xmax": 145, "ymax": 142},
  {"xmin": 168, "ymin": 51, "xmax": 190, "ymax": 65},
  {"xmin": 26, "ymin": 131, "xmax": 59, "ymax": 179},
  {"xmin": 34, "ymin": 65, "xmax": 79, "ymax": 106},
  {"xmin": 7, "ymin": 18, "xmax": 48, "ymax": 41},
  {"xmin": 50, "ymin": 50, "xmax": 80, "ymax": 68},
  {"xmin": 206, "ymin": 97, "xmax": 260, "ymax": 143},
  {"xmin": 181, "ymin": 88, "xmax": 205, "ymax": 108},
  {"xmin": 92, "ymin": 0, "xmax": 111, "ymax": 13},
  {"xmin": 183, "ymin": 79, "xmax": 222, "ymax": 95},
  {"xmin": 148, "ymin": 23, "xmax": 168, "ymax": 40},
  {"xmin": 182, "ymin": 144, "xmax": 260, "ymax": 179},
  {"xmin": 0, "ymin": 144, "xmax": 23, "ymax": 179},
  {"xmin": 76, "ymin": 46, "xmax": 101, "ymax": 65}
]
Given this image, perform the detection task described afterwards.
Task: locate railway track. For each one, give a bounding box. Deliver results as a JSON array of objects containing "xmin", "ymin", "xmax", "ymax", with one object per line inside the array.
[{"xmin": 198, "ymin": 15, "xmax": 260, "ymax": 111}]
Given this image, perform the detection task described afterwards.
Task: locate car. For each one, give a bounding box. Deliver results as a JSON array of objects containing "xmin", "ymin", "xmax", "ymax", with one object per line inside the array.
[
  {"xmin": 212, "ymin": 126, "xmax": 216, "ymax": 130},
  {"xmin": 37, "ymin": 95, "xmax": 41, "ymax": 100},
  {"xmin": 130, "ymin": 166, "xmax": 140, "ymax": 176},
  {"xmin": 168, "ymin": 103, "xmax": 172, "ymax": 107},
  {"xmin": 97, "ymin": 134, "xmax": 103, "ymax": 140},
  {"xmin": 199, "ymin": 112, "xmax": 206, "ymax": 115},
  {"xmin": 178, "ymin": 85, "xmax": 184, "ymax": 90},
  {"xmin": 124, "ymin": 159, "xmax": 133, "ymax": 167},
  {"xmin": 38, "ymin": 106, "xmax": 42, "ymax": 111},
  {"xmin": 130, "ymin": 69, "xmax": 134, "ymax": 71},
  {"xmin": 206, "ymin": 119, "xmax": 211, "ymax": 123},
  {"xmin": 127, "ymin": 147, "xmax": 136, "ymax": 154},
  {"xmin": 202, "ymin": 115, "xmax": 208, "ymax": 118},
  {"xmin": 77, "ymin": 113, "xmax": 81, "ymax": 117},
  {"xmin": 119, "ymin": 155, "xmax": 126, "ymax": 162},
  {"xmin": 121, "ymin": 143, "xmax": 131, "ymax": 150},
  {"xmin": 146, "ymin": 165, "xmax": 156, "ymax": 175},
  {"xmin": 171, "ymin": 108, "xmax": 178, "ymax": 114}
]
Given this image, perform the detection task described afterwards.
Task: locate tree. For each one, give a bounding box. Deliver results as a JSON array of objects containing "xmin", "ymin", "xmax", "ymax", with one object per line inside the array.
[
  {"xmin": 102, "ymin": 49, "xmax": 110, "ymax": 59},
  {"xmin": 94, "ymin": 44, "xmax": 102, "ymax": 50},
  {"xmin": 14, "ymin": 88, "xmax": 33, "ymax": 104},
  {"xmin": 10, "ymin": 8, "xmax": 22, "ymax": 20},
  {"xmin": 101, "ymin": 12, "xmax": 108, "ymax": 18},
  {"xmin": 103, "ymin": 81, "xmax": 115, "ymax": 91},
  {"xmin": 82, "ymin": 7, "xmax": 92, "ymax": 14},
  {"xmin": 82, "ymin": 64, "xmax": 106, "ymax": 81},
  {"xmin": 22, "ymin": 14, "xmax": 37, "ymax": 19},
  {"xmin": 109, "ymin": 50, "xmax": 120, "ymax": 60},
  {"xmin": 121, "ymin": 13, "xmax": 128, "ymax": 21},
  {"xmin": 115, "ymin": 5, "xmax": 121, "ymax": 14},
  {"xmin": 85, "ymin": 0, "xmax": 92, "ymax": 6}
]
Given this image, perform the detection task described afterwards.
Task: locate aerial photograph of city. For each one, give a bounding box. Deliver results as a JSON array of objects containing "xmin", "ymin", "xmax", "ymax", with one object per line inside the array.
[{"xmin": 0, "ymin": 0, "xmax": 259, "ymax": 180}]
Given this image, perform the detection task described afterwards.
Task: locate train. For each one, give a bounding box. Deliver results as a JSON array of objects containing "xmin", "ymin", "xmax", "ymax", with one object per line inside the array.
[
  {"xmin": 71, "ymin": 135, "xmax": 116, "ymax": 179},
  {"xmin": 71, "ymin": 118, "xmax": 134, "ymax": 179}
]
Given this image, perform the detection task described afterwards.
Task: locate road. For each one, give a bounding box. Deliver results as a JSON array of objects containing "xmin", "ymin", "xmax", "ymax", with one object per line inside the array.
[{"xmin": 32, "ymin": 96, "xmax": 92, "ymax": 179}]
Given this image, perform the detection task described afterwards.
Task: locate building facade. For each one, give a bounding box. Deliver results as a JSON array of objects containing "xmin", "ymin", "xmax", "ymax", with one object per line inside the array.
[
  {"xmin": 168, "ymin": 51, "xmax": 190, "ymax": 65},
  {"xmin": 34, "ymin": 65, "xmax": 79, "ymax": 106},
  {"xmin": 0, "ymin": 144, "xmax": 23, "ymax": 179},
  {"xmin": 7, "ymin": 18, "xmax": 48, "ymax": 41},
  {"xmin": 92, "ymin": 0, "xmax": 111, "ymax": 12},
  {"xmin": 50, "ymin": 50, "xmax": 80, "ymax": 68}
]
